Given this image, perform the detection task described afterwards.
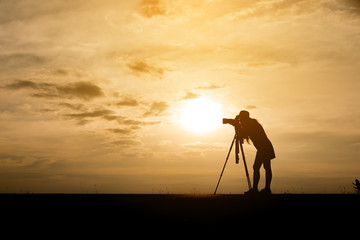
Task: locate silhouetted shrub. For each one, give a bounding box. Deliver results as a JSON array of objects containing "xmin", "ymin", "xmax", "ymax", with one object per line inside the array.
[{"xmin": 353, "ymin": 179, "xmax": 360, "ymax": 194}]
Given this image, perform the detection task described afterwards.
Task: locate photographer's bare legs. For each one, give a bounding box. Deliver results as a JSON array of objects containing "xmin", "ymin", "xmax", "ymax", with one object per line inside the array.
[
  {"xmin": 253, "ymin": 164, "xmax": 260, "ymax": 191},
  {"xmin": 251, "ymin": 156, "xmax": 272, "ymax": 194},
  {"xmin": 247, "ymin": 154, "xmax": 273, "ymax": 195},
  {"xmin": 263, "ymin": 160, "xmax": 272, "ymax": 190}
]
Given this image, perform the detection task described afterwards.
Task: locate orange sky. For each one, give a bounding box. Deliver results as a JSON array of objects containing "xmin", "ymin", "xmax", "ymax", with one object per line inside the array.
[{"xmin": 1, "ymin": 0, "xmax": 359, "ymax": 193}]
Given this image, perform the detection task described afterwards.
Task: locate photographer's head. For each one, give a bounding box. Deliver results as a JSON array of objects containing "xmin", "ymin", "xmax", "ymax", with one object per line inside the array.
[{"xmin": 238, "ymin": 110, "xmax": 250, "ymax": 123}]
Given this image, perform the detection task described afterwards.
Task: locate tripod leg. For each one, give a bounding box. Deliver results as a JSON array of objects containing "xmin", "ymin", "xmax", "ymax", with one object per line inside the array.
[
  {"xmin": 235, "ymin": 138, "xmax": 239, "ymax": 164},
  {"xmin": 239, "ymin": 141, "xmax": 252, "ymax": 190},
  {"xmin": 214, "ymin": 135, "xmax": 236, "ymax": 195}
]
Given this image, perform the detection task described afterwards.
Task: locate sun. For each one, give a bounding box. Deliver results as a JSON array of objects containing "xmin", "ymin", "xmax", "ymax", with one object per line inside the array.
[{"xmin": 180, "ymin": 96, "xmax": 222, "ymax": 133}]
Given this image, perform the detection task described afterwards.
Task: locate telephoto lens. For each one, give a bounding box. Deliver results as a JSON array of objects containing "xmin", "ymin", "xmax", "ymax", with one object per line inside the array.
[{"xmin": 222, "ymin": 118, "xmax": 229, "ymax": 124}]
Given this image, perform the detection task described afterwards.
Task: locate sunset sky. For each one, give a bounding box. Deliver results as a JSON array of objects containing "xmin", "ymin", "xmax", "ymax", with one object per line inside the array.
[{"xmin": 1, "ymin": 0, "xmax": 359, "ymax": 193}]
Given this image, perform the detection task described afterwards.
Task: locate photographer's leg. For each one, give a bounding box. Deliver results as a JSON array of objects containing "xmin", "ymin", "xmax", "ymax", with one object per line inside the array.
[
  {"xmin": 263, "ymin": 159, "xmax": 272, "ymax": 190},
  {"xmin": 253, "ymin": 154, "xmax": 262, "ymax": 191},
  {"xmin": 253, "ymin": 166, "xmax": 260, "ymax": 190}
]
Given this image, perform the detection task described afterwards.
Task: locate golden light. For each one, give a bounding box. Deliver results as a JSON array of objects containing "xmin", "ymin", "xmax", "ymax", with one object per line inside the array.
[{"xmin": 180, "ymin": 96, "xmax": 222, "ymax": 133}]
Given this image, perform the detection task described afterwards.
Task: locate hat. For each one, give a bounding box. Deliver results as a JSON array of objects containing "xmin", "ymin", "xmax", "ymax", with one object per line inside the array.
[{"xmin": 239, "ymin": 110, "xmax": 250, "ymax": 119}]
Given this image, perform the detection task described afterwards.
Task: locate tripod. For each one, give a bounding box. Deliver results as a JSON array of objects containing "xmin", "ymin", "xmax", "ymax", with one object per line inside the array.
[{"xmin": 214, "ymin": 134, "xmax": 252, "ymax": 195}]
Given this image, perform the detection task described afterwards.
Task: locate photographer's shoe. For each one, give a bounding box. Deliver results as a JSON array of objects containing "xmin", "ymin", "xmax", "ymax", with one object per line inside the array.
[
  {"xmin": 244, "ymin": 188, "xmax": 259, "ymax": 196},
  {"xmin": 259, "ymin": 188, "xmax": 272, "ymax": 196}
]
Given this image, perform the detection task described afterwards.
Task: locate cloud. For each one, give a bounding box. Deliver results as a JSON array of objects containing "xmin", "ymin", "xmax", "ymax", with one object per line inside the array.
[
  {"xmin": 3, "ymin": 80, "xmax": 40, "ymax": 90},
  {"xmin": 0, "ymin": 1, "xmax": 81, "ymax": 24},
  {"xmin": 117, "ymin": 117, "xmax": 160, "ymax": 126},
  {"xmin": 65, "ymin": 109, "xmax": 114, "ymax": 119},
  {"xmin": 63, "ymin": 109, "xmax": 114, "ymax": 125},
  {"xmin": 63, "ymin": 107, "xmax": 160, "ymax": 126},
  {"xmin": 3, "ymin": 80, "xmax": 104, "ymax": 100},
  {"xmin": 216, "ymin": 0, "xmax": 320, "ymax": 24},
  {"xmin": 57, "ymin": 82, "xmax": 104, "ymax": 100},
  {"xmin": 112, "ymin": 139, "xmax": 142, "ymax": 146},
  {"xmin": 179, "ymin": 84, "xmax": 225, "ymax": 100},
  {"xmin": 0, "ymin": 153, "xmax": 26, "ymax": 165},
  {"xmin": 181, "ymin": 90, "xmax": 199, "ymax": 100},
  {"xmin": 233, "ymin": 0, "xmax": 359, "ymax": 20},
  {"xmin": 196, "ymin": 83, "xmax": 225, "ymax": 90},
  {"xmin": 52, "ymin": 69, "xmax": 69, "ymax": 76},
  {"xmin": 245, "ymin": 105, "xmax": 257, "ymax": 110},
  {"xmin": 126, "ymin": 59, "xmax": 164, "ymax": 79},
  {"xmin": 0, "ymin": 53, "xmax": 46, "ymax": 71},
  {"xmin": 327, "ymin": 0, "xmax": 360, "ymax": 14},
  {"xmin": 143, "ymin": 101, "xmax": 168, "ymax": 116},
  {"xmin": 107, "ymin": 128, "xmax": 134, "ymax": 135},
  {"xmin": 115, "ymin": 96, "xmax": 139, "ymax": 106},
  {"xmin": 138, "ymin": 0, "xmax": 167, "ymax": 18},
  {"xmin": 58, "ymin": 102, "xmax": 87, "ymax": 111},
  {"xmin": 0, "ymin": 151, "xmax": 56, "ymax": 172}
]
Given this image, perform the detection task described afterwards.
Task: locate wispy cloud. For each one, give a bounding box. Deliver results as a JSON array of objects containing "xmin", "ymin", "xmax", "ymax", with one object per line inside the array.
[
  {"xmin": 57, "ymin": 82, "xmax": 104, "ymax": 100},
  {"xmin": 65, "ymin": 109, "xmax": 114, "ymax": 119},
  {"xmin": 112, "ymin": 139, "xmax": 142, "ymax": 146},
  {"xmin": 3, "ymin": 80, "xmax": 104, "ymax": 100},
  {"xmin": 0, "ymin": 53, "xmax": 46, "ymax": 71},
  {"xmin": 58, "ymin": 102, "xmax": 87, "ymax": 111},
  {"xmin": 63, "ymin": 107, "xmax": 160, "ymax": 127},
  {"xmin": 107, "ymin": 128, "xmax": 134, "ymax": 136},
  {"xmin": 138, "ymin": 0, "xmax": 167, "ymax": 18},
  {"xmin": 196, "ymin": 83, "xmax": 225, "ymax": 90},
  {"xmin": 115, "ymin": 95, "xmax": 140, "ymax": 107},
  {"xmin": 126, "ymin": 59, "xmax": 164, "ymax": 80},
  {"xmin": 245, "ymin": 105, "xmax": 257, "ymax": 110},
  {"xmin": 181, "ymin": 90, "xmax": 199, "ymax": 100},
  {"xmin": 325, "ymin": 0, "xmax": 360, "ymax": 15},
  {"xmin": 143, "ymin": 101, "xmax": 168, "ymax": 116},
  {"xmin": 3, "ymin": 80, "xmax": 42, "ymax": 90}
]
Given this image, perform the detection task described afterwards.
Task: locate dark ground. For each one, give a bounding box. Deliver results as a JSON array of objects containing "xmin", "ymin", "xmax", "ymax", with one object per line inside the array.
[{"xmin": 2, "ymin": 194, "xmax": 359, "ymax": 236}]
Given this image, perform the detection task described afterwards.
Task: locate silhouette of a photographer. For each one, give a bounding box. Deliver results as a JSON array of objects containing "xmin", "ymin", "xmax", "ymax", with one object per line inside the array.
[{"xmin": 236, "ymin": 110, "xmax": 275, "ymax": 195}]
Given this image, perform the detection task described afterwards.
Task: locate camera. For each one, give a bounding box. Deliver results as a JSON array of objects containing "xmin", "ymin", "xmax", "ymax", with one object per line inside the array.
[
  {"xmin": 222, "ymin": 118, "xmax": 238, "ymax": 125},
  {"xmin": 222, "ymin": 118, "xmax": 232, "ymax": 124}
]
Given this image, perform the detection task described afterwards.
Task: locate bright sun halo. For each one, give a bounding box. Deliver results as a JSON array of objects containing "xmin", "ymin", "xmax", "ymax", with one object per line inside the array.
[{"xmin": 180, "ymin": 97, "xmax": 222, "ymax": 133}]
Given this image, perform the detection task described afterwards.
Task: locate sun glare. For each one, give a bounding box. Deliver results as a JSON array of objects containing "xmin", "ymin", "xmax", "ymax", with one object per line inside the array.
[{"xmin": 180, "ymin": 97, "xmax": 222, "ymax": 133}]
